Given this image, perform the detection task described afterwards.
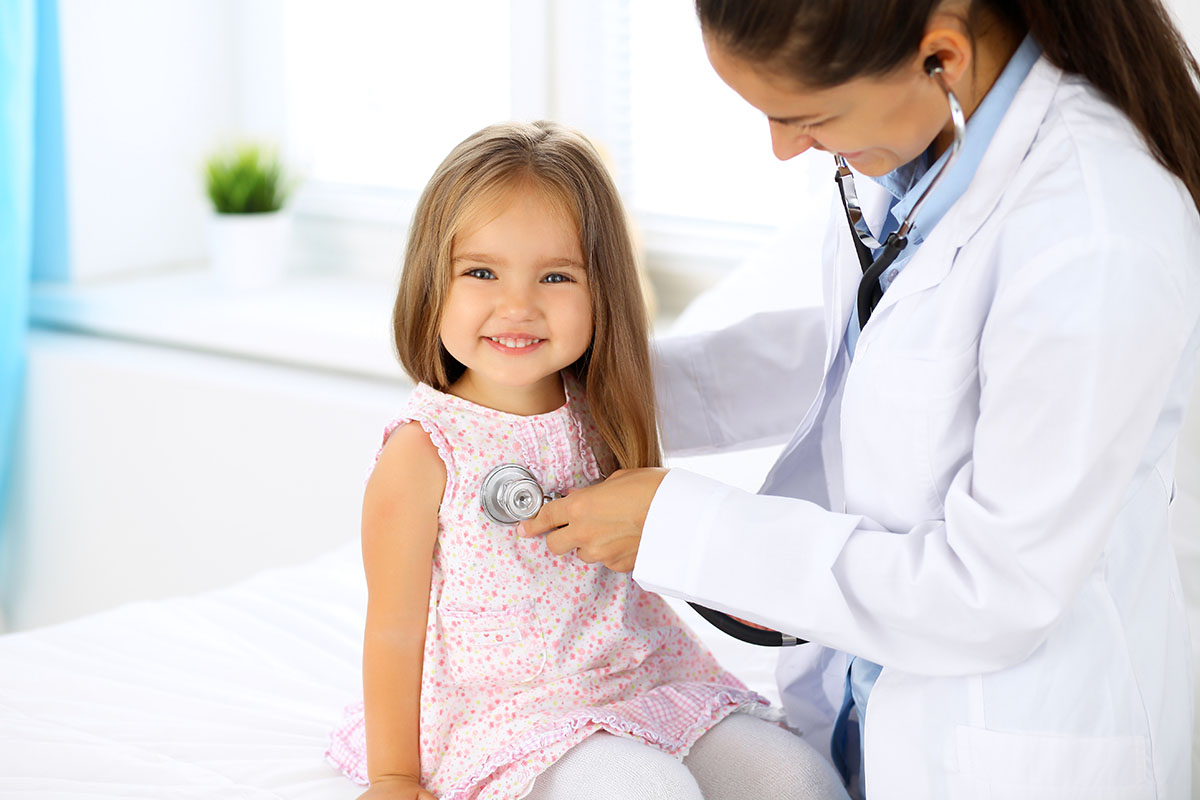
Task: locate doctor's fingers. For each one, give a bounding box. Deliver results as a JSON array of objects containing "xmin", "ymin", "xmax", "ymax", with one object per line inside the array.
[
  {"xmin": 526, "ymin": 493, "xmax": 605, "ymax": 557},
  {"xmin": 520, "ymin": 469, "xmax": 668, "ymax": 569},
  {"xmin": 521, "ymin": 490, "xmax": 636, "ymax": 570},
  {"xmin": 518, "ymin": 493, "xmax": 573, "ymax": 538},
  {"xmin": 543, "ymin": 522, "xmax": 639, "ymax": 573},
  {"xmin": 551, "ymin": 471, "xmax": 667, "ymax": 571}
]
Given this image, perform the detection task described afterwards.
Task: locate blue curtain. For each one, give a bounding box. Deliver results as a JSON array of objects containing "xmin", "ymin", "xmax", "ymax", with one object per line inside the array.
[{"xmin": 0, "ymin": 0, "xmax": 69, "ymax": 547}]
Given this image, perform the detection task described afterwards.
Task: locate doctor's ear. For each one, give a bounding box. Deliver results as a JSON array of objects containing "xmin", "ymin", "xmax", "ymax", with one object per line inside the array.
[{"xmin": 917, "ymin": 21, "xmax": 972, "ymax": 89}]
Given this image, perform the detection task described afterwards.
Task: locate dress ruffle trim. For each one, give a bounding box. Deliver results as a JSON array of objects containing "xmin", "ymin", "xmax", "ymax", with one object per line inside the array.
[
  {"xmin": 439, "ymin": 685, "xmax": 770, "ymax": 800},
  {"xmin": 566, "ymin": 404, "xmax": 603, "ymax": 482},
  {"xmin": 378, "ymin": 394, "xmax": 459, "ymax": 504}
]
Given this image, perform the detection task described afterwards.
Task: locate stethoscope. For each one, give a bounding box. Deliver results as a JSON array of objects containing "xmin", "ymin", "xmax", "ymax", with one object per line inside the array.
[
  {"xmin": 479, "ymin": 61, "xmax": 968, "ymax": 648},
  {"xmin": 836, "ymin": 55, "xmax": 965, "ymax": 328},
  {"xmin": 481, "ymin": 463, "xmax": 802, "ymax": 647}
]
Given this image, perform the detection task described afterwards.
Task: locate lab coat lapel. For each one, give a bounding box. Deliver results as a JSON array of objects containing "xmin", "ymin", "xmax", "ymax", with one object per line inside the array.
[{"xmin": 865, "ymin": 56, "xmax": 1063, "ymax": 323}]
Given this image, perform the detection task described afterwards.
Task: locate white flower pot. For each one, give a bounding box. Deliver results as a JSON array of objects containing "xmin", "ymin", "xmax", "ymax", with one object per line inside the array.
[{"xmin": 208, "ymin": 211, "xmax": 292, "ymax": 291}]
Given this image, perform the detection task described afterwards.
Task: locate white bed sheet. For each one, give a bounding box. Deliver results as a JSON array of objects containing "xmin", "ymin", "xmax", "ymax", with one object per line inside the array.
[
  {"xmin": 0, "ymin": 543, "xmax": 368, "ymax": 800},
  {"xmin": 0, "ymin": 499, "xmax": 785, "ymax": 800}
]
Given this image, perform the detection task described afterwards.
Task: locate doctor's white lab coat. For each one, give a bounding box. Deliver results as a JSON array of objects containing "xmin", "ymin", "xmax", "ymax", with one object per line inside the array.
[{"xmin": 635, "ymin": 56, "xmax": 1200, "ymax": 798}]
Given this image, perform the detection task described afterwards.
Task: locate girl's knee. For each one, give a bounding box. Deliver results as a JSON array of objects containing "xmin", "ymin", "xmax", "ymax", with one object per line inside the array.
[
  {"xmin": 527, "ymin": 732, "xmax": 703, "ymax": 800},
  {"xmin": 684, "ymin": 713, "xmax": 850, "ymax": 800}
]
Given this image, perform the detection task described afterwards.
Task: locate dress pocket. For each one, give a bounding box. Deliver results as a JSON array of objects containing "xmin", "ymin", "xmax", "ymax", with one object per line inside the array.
[
  {"xmin": 437, "ymin": 602, "xmax": 546, "ymax": 686},
  {"xmin": 952, "ymin": 725, "xmax": 1153, "ymax": 800}
]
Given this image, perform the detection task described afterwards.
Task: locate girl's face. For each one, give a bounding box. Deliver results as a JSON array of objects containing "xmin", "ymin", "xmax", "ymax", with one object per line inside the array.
[
  {"xmin": 440, "ymin": 186, "xmax": 593, "ymax": 414},
  {"xmin": 703, "ymin": 35, "xmax": 952, "ymax": 177}
]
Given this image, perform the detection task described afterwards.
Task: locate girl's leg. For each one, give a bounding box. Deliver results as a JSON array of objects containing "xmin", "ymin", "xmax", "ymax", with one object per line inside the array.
[
  {"xmin": 682, "ymin": 712, "xmax": 851, "ymax": 800},
  {"xmin": 523, "ymin": 732, "xmax": 704, "ymax": 800}
]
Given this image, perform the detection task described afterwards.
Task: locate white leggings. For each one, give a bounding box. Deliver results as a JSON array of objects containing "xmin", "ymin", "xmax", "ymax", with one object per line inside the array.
[{"xmin": 521, "ymin": 712, "xmax": 850, "ymax": 800}]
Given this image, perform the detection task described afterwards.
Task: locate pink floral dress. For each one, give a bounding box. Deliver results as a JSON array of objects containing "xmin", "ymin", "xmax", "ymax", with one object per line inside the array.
[{"xmin": 327, "ymin": 373, "xmax": 768, "ymax": 799}]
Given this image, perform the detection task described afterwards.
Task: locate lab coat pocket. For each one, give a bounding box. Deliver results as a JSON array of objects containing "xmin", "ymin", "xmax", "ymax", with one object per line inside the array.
[
  {"xmin": 952, "ymin": 725, "xmax": 1153, "ymax": 800},
  {"xmin": 438, "ymin": 602, "xmax": 546, "ymax": 686},
  {"xmin": 842, "ymin": 342, "xmax": 979, "ymax": 527}
]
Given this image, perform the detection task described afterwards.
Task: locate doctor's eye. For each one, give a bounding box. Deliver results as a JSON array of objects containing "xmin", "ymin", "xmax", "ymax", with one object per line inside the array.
[
  {"xmin": 463, "ymin": 267, "xmax": 496, "ymax": 280},
  {"xmin": 769, "ymin": 114, "xmax": 832, "ymax": 132}
]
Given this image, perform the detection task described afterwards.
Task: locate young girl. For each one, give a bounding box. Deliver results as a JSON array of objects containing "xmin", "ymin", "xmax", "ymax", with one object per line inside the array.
[{"xmin": 326, "ymin": 121, "xmax": 848, "ymax": 800}]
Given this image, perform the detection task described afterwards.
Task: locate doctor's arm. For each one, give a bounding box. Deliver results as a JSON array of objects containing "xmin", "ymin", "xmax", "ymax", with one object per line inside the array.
[
  {"xmin": 654, "ymin": 307, "xmax": 827, "ymax": 456},
  {"xmin": 637, "ymin": 233, "xmax": 1197, "ymax": 676}
]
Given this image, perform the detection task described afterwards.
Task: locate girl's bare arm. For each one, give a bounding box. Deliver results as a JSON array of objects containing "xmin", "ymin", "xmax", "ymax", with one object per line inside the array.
[{"xmin": 358, "ymin": 422, "xmax": 446, "ymax": 798}]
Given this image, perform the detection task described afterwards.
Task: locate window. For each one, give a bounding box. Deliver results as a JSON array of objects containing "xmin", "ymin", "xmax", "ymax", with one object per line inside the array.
[
  {"xmin": 273, "ymin": 0, "xmax": 827, "ymax": 281},
  {"xmin": 282, "ymin": 1, "xmax": 512, "ymax": 193},
  {"xmin": 628, "ymin": 1, "xmax": 824, "ymax": 230}
]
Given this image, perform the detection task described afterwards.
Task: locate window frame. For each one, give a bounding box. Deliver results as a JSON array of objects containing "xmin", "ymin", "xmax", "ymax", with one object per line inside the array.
[{"xmin": 248, "ymin": 0, "xmax": 785, "ymax": 290}]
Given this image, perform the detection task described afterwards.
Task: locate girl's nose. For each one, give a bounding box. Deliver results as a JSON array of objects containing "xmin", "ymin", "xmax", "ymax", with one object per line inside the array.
[
  {"xmin": 769, "ymin": 124, "xmax": 816, "ymax": 161},
  {"xmin": 497, "ymin": 282, "xmax": 537, "ymax": 320}
]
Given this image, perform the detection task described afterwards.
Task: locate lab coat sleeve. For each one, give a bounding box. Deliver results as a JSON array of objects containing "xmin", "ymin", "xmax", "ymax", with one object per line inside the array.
[
  {"xmin": 653, "ymin": 307, "xmax": 827, "ymax": 456},
  {"xmin": 635, "ymin": 232, "xmax": 1199, "ymax": 676}
]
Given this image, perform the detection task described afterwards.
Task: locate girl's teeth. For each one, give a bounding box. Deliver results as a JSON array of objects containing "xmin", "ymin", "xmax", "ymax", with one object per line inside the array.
[{"xmin": 491, "ymin": 337, "xmax": 540, "ymax": 348}]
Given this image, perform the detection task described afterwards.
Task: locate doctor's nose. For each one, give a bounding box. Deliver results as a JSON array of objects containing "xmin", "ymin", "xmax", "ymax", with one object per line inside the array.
[{"xmin": 770, "ymin": 125, "xmax": 817, "ymax": 161}]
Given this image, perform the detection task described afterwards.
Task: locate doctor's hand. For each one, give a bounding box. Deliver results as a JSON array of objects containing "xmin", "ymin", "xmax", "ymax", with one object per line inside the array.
[{"xmin": 517, "ymin": 468, "xmax": 669, "ymax": 573}]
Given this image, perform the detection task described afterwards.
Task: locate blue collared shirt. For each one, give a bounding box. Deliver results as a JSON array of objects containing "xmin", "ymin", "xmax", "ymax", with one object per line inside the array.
[
  {"xmin": 843, "ymin": 34, "xmax": 1043, "ymax": 359},
  {"xmin": 831, "ymin": 34, "xmax": 1042, "ymax": 795}
]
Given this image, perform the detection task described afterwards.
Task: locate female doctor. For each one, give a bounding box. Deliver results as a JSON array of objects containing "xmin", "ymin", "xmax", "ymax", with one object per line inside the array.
[{"xmin": 520, "ymin": 0, "xmax": 1200, "ymax": 797}]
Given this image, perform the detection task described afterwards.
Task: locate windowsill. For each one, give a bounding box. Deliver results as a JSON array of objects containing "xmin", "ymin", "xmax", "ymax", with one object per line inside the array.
[
  {"xmin": 30, "ymin": 267, "xmax": 409, "ymax": 384},
  {"xmin": 29, "ymin": 266, "xmax": 687, "ymax": 383}
]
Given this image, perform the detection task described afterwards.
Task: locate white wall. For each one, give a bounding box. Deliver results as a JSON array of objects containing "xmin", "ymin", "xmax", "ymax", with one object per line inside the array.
[
  {"xmin": 58, "ymin": 0, "xmax": 241, "ymax": 280},
  {"xmin": 3, "ymin": 331, "xmax": 409, "ymax": 630}
]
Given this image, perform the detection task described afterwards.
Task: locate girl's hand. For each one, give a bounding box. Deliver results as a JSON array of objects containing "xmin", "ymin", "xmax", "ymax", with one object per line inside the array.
[
  {"xmin": 518, "ymin": 468, "xmax": 669, "ymax": 573},
  {"xmin": 357, "ymin": 775, "xmax": 437, "ymax": 800}
]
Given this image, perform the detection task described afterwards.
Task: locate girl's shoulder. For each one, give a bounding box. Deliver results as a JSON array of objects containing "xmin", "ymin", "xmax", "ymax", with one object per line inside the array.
[
  {"xmin": 372, "ymin": 382, "xmax": 459, "ymax": 502},
  {"xmin": 371, "ymin": 419, "xmax": 448, "ymax": 498}
]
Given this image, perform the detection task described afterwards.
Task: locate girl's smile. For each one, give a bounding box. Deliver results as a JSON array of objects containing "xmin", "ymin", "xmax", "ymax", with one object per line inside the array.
[{"xmin": 485, "ymin": 334, "xmax": 546, "ymax": 352}]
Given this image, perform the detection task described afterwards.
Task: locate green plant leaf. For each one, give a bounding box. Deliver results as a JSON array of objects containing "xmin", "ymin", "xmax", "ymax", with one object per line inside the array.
[{"xmin": 203, "ymin": 141, "xmax": 294, "ymax": 214}]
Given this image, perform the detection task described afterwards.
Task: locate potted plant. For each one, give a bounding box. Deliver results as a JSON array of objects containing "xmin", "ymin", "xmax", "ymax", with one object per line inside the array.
[{"xmin": 204, "ymin": 142, "xmax": 295, "ymax": 290}]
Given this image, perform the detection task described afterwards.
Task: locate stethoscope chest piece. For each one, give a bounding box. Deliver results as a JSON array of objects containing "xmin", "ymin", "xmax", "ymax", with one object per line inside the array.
[{"xmin": 481, "ymin": 463, "xmax": 557, "ymax": 524}]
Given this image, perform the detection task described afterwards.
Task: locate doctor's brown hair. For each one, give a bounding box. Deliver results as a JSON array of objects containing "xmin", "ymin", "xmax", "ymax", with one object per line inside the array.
[
  {"xmin": 392, "ymin": 121, "xmax": 661, "ymax": 470},
  {"xmin": 696, "ymin": 0, "xmax": 1200, "ymax": 214}
]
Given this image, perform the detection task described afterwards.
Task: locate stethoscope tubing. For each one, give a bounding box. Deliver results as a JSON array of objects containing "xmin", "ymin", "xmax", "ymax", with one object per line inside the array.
[
  {"xmin": 835, "ymin": 57, "xmax": 967, "ymax": 328},
  {"xmin": 687, "ymin": 602, "xmax": 806, "ymax": 647}
]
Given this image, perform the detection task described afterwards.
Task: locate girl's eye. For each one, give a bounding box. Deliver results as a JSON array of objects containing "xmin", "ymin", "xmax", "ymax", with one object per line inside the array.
[
  {"xmin": 541, "ymin": 273, "xmax": 574, "ymax": 284},
  {"xmin": 464, "ymin": 267, "xmax": 496, "ymax": 280}
]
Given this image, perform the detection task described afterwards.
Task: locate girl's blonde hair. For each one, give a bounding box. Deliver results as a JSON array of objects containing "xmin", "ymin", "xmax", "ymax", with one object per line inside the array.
[{"xmin": 393, "ymin": 120, "xmax": 661, "ymax": 470}]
